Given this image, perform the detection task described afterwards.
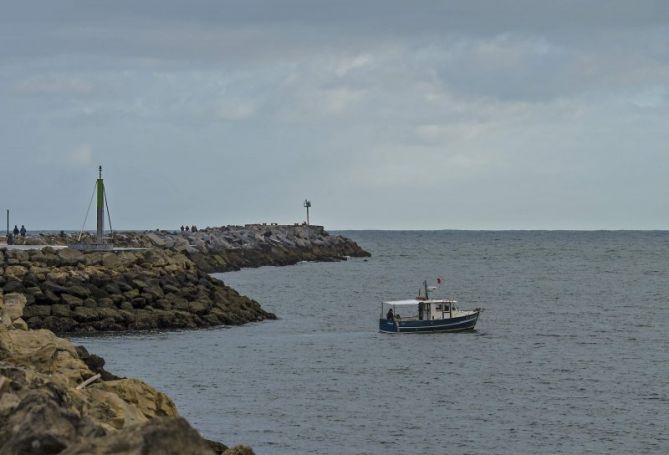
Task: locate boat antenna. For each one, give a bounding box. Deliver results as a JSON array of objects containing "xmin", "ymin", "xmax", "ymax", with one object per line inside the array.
[{"xmin": 424, "ymin": 280, "xmax": 429, "ymax": 299}]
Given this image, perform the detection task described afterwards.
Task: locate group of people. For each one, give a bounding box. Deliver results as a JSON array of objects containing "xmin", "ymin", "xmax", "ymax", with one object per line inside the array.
[
  {"xmin": 12, "ymin": 225, "xmax": 27, "ymax": 237},
  {"xmin": 180, "ymin": 225, "xmax": 198, "ymax": 233}
]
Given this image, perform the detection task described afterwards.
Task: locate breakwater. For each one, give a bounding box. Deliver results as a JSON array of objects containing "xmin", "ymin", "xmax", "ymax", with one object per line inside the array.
[
  {"xmin": 6, "ymin": 224, "xmax": 371, "ymax": 272},
  {"xmin": 0, "ymin": 247, "xmax": 275, "ymax": 333},
  {"xmin": 0, "ymin": 225, "xmax": 369, "ymax": 333},
  {"xmin": 0, "ymin": 291, "xmax": 253, "ymax": 454}
]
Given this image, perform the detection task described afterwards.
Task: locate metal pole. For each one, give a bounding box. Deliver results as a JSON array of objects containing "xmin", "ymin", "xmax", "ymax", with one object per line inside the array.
[
  {"xmin": 306, "ymin": 205, "xmax": 310, "ymax": 225},
  {"xmin": 96, "ymin": 166, "xmax": 104, "ymax": 244},
  {"xmin": 6, "ymin": 209, "xmax": 8, "ymax": 236}
]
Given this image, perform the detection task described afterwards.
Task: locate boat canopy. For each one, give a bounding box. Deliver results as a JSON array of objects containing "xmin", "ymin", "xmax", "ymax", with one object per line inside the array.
[
  {"xmin": 383, "ymin": 299, "xmax": 422, "ymax": 306},
  {"xmin": 383, "ymin": 299, "xmax": 456, "ymax": 306}
]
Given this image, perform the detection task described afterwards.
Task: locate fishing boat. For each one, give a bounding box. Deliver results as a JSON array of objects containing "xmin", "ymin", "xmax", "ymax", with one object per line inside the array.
[{"xmin": 379, "ymin": 280, "xmax": 481, "ymax": 333}]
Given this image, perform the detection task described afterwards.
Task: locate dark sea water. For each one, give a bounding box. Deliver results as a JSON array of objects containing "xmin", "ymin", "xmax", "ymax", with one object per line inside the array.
[{"xmin": 72, "ymin": 231, "xmax": 669, "ymax": 454}]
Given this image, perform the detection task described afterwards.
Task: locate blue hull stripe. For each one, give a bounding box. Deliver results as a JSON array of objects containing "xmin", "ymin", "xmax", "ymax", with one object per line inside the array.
[{"xmin": 379, "ymin": 313, "xmax": 479, "ymax": 333}]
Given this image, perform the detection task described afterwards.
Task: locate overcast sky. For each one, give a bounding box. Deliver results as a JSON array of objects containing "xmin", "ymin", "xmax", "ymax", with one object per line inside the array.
[{"xmin": 1, "ymin": 0, "xmax": 668, "ymax": 230}]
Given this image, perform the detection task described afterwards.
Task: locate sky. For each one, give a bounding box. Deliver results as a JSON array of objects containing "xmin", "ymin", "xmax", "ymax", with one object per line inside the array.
[{"xmin": 1, "ymin": 0, "xmax": 668, "ymax": 230}]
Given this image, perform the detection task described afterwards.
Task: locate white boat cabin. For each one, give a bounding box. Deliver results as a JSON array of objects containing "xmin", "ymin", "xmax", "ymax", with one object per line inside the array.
[{"xmin": 381, "ymin": 298, "xmax": 469, "ymax": 321}]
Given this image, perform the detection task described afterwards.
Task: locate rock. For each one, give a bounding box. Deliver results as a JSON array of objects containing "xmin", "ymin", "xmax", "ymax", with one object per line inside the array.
[
  {"xmin": 188, "ymin": 301, "xmax": 209, "ymax": 315},
  {"xmin": 73, "ymin": 306, "xmax": 99, "ymax": 322},
  {"xmin": 2, "ymin": 293, "xmax": 27, "ymax": 324},
  {"xmin": 23, "ymin": 305, "xmax": 52, "ymax": 318},
  {"xmin": 51, "ymin": 304, "xmax": 72, "ymax": 318},
  {"xmin": 41, "ymin": 289, "xmax": 61, "ymax": 303},
  {"xmin": 119, "ymin": 302, "xmax": 134, "ymax": 311},
  {"xmin": 57, "ymin": 248, "xmax": 85, "ymax": 266},
  {"xmin": 62, "ymin": 293, "xmax": 84, "ymax": 307},
  {"xmin": 43, "ymin": 280, "xmax": 68, "ymax": 294},
  {"xmin": 4, "ymin": 265, "xmax": 28, "ymax": 279},
  {"xmin": 75, "ymin": 345, "xmax": 120, "ymax": 381},
  {"xmin": 66, "ymin": 284, "xmax": 92, "ymax": 298},
  {"xmin": 101, "ymin": 252, "xmax": 121, "ymax": 268},
  {"xmin": 64, "ymin": 417, "xmax": 217, "ymax": 455},
  {"xmin": 0, "ymin": 325, "xmax": 232, "ymax": 454},
  {"xmin": 223, "ymin": 446, "xmax": 256, "ymax": 455},
  {"xmin": 11, "ymin": 318, "xmax": 28, "ymax": 330},
  {"xmin": 39, "ymin": 316, "xmax": 78, "ymax": 333},
  {"xmin": 97, "ymin": 297, "xmax": 115, "ymax": 308},
  {"xmin": 2, "ymin": 280, "xmax": 25, "ymax": 294},
  {"xmin": 0, "ymin": 329, "xmax": 90, "ymax": 385}
]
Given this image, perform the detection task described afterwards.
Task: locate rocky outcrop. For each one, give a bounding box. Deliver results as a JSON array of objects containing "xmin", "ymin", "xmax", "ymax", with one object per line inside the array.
[
  {"xmin": 0, "ymin": 247, "xmax": 275, "ymax": 333},
  {"xmin": 5, "ymin": 224, "xmax": 370, "ymax": 272},
  {"xmin": 0, "ymin": 291, "xmax": 252, "ymax": 454}
]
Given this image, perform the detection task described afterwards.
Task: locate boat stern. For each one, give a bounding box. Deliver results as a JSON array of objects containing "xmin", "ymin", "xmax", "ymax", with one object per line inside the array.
[{"xmin": 379, "ymin": 318, "xmax": 398, "ymax": 333}]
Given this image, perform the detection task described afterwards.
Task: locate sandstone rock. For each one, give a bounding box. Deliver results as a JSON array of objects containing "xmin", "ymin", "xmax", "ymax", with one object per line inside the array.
[
  {"xmin": 0, "ymin": 327, "xmax": 231, "ymax": 454},
  {"xmin": 95, "ymin": 378, "xmax": 177, "ymax": 419},
  {"xmin": 11, "ymin": 318, "xmax": 28, "ymax": 330},
  {"xmin": 62, "ymin": 293, "xmax": 84, "ymax": 307},
  {"xmin": 0, "ymin": 329, "xmax": 90, "ymax": 386},
  {"xmin": 2, "ymin": 293, "xmax": 27, "ymax": 324},
  {"xmin": 64, "ymin": 416, "xmax": 217, "ymax": 455}
]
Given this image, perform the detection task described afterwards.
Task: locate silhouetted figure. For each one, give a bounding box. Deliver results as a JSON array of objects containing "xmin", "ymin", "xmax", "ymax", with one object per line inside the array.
[
  {"xmin": 386, "ymin": 308, "xmax": 394, "ymax": 321},
  {"xmin": 185, "ymin": 225, "xmax": 190, "ymax": 232},
  {"xmin": 19, "ymin": 225, "xmax": 26, "ymax": 237},
  {"xmin": 191, "ymin": 225, "xmax": 197, "ymax": 233},
  {"xmin": 13, "ymin": 225, "xmax": 19, "ymax": 236},
  {"xmin": 180, "ymin": 225, "xmax": 185, "ymax": 232}
]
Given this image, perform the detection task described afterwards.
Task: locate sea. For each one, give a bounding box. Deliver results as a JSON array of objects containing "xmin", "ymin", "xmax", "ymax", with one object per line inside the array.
[{"xmin": 72, "ymin": 230, "xmax": 669, "ymax": 454}]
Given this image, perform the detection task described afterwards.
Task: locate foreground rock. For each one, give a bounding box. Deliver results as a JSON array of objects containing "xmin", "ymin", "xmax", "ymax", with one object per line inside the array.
[
  {"xmin": 5, "ymin": 224, "xmax": 371, "ymax": 272},
  {"xmin": 0, "ymin": 291, "xmax": 253, "ymax": 454},
  {"xmin": 0, "ymin": 247, "xmax": 275, "ymax": 333}
]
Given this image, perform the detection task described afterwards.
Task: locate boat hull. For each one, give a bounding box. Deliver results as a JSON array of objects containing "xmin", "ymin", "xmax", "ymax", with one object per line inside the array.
[{"xmin": 379, "ymin": 311, "xmax": 479, "ymax": 334}]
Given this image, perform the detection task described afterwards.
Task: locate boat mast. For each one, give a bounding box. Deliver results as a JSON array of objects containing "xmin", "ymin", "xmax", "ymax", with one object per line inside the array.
[{"xmin": 424, "ymin": 280, "xmax": 429, "ymax": 299}]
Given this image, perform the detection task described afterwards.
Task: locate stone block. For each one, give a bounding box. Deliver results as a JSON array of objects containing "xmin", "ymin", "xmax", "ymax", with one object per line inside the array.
[
  {"xmin": 61, "ymin": 293, "xmax": 84, "ymax": 307},
  {"xmin": 23, "ymin": 305, "xmax": 52, "ymax": 318},
  {"xmin": 66, "ymin": 284, "xmax": 91, "ymax": 298},
  {"xmin": 57, "ymin": 248, "xmax": 84, "ymax": 265},
  {"xmin": 51, "ymin": 304, "xmax": 71, "ymax": 318},
  {"xmin": 73, "ymin": 306, "xmax": 99, "ymax": 322}
]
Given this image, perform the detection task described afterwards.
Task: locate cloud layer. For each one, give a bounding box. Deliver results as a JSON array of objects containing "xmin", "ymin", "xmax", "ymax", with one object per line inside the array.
[{"xmin": 1, "ymin": 1, "xmax": 668, "ymax": 229}]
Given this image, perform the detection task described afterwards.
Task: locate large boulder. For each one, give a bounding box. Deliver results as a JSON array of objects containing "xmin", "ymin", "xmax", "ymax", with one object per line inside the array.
[{"xmin": 58, "ymin": 248, "xmax": 85, "ymax": 266}]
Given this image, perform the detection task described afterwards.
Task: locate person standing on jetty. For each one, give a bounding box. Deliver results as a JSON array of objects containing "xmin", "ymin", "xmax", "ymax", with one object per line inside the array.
[
  {"xmin": 12, "ymin": 225, "xmax": 19, "ymax": 236},
  {"xmin": 20, "ymin": 225, "xmax": 26, "ymax": 237}
]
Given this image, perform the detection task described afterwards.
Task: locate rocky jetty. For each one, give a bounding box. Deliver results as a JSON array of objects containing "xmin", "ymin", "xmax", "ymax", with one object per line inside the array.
[
  {"xmin": 0, "ymin": 247, "xmax": 275, "ymax": 333},
  {"xmin": 4, "ymin": 224, "xmax": 370, "ymax": 272},
  {"xmin": 0, "ymin": 291, "xmax": 253, "ymax": 454}
]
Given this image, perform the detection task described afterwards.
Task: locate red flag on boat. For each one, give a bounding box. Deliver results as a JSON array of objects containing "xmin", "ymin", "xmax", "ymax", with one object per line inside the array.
[{"xmin": 437, "ymin": 277, "xmax": 443, "ymax": 284}]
